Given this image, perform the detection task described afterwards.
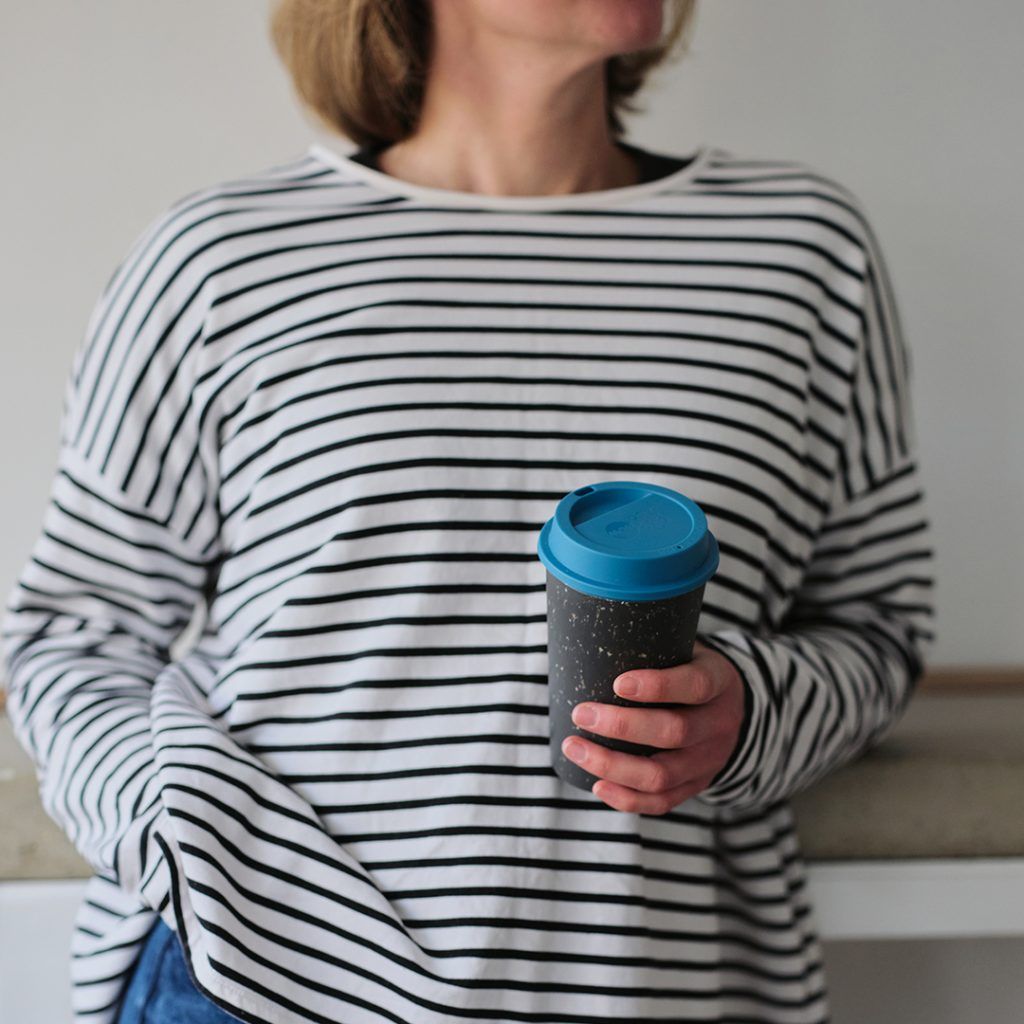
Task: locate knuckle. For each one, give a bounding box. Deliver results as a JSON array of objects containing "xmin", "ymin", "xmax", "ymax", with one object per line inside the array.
[
  {"xmin": 593, "ymin": 710, "xmax": 616, "ymax": 739},
  {"xmin": 609, "ymin": 711, "xmax": 630, "ymax": 739},
  {"xmin": 691, "ymin": 667, "xmax": 716, "ymax": 704},
  {"xmin": 659, "ymin": 713, "xmax": 688, "ymax": 749},
  {"xmin": 643, "ymin": 761, "xmax": 672, "ymax": 793},
  {"xmin": 586, "ymin": 746, "xmax": 609, "ymax": 777},
  {"xmin": 640, "ymin": 673, "xmax": 663, "ymax": 700}
]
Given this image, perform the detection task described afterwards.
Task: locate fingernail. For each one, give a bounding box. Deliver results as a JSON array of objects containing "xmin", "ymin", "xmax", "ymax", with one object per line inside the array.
[
  {"xmin": 572, "ymin": 704, "xmax": 597, "ymax": 728},
  {"xmin": 615, "ymin": 675, "xmax": 639, "ymax": 697},
  {"xmin": 563, "ymin": 737, "xmax": 587, "ymax": 762}
]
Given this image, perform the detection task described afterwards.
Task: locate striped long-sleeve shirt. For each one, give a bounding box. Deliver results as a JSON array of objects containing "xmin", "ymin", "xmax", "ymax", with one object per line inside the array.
[{"xmin": 1, "ymin": 138, "xmax": 936, "ymax": 1024}]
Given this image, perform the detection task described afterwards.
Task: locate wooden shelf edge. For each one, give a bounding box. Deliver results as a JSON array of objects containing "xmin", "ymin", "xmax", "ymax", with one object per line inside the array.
[{"xmin": 920, "ymin": 667, "xmax": 1024, "ymax": 691}]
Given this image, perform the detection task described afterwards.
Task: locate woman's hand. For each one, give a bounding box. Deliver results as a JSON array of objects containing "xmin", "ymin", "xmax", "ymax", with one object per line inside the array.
[{"xmin": 561, "ymin": 639, "xmax": 747, "ymax": 814}]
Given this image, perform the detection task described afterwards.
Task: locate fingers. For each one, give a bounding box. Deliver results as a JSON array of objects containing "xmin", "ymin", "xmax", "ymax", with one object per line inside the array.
[
  {"xmin": 561, "ymin": 733, "xmax": 714, "ymax": 797},
  {"xmin": 592, "ymin": 773, "xmax": 714, "ymax": 816},
  {"xmin": 571, "ymin": 700, "xmax": 715, "ymax": 750},
  {"xmin": 613, "ymin": 648, "xmax": 725, "ymax": 706}
]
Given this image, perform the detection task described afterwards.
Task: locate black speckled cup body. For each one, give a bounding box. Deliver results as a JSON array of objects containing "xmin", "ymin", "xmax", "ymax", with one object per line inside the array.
[{"xmin": 546, "ymin": 571, "xmax": 706, "ymax": 791}]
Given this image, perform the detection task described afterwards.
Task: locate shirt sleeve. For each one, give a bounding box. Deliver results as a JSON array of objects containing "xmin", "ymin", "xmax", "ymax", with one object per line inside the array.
[
  {"xmin": 1, "ymin": 203, "xmax": 403, "ymax": 997},
  {"xmin": 695, "ymin": 206, "xmax": 937, "ymax": 813},
  {"xmin": 0, "ymin": 201, "xmax": 222, "ymax": 908}
]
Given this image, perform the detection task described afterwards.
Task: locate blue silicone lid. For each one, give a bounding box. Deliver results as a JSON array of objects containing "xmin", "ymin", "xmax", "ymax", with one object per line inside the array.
[{"xmin": 536, "ymin": 480, "xmax": 719, "ymax": 601}]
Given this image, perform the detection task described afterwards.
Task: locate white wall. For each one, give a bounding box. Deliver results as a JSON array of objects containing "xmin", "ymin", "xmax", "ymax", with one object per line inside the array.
[
  {"xmin": 658, "ymin": 0, "xmax": 1024, "ymax": 666},
  {"xmin": 2, "ymin": 2, "xmax": 1022, "ymax": 1023}
]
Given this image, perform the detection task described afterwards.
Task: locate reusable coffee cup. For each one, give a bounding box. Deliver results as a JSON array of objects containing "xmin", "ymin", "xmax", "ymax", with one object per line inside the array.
[{"xmin": 536, "ymin": 480, "xmax": 720, "ymax": 792}]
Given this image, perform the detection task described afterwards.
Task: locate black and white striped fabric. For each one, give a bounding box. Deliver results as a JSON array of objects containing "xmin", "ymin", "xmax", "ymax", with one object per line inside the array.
[{"xmin": 1, "ymin": 139, "xmax": 935, "ymax": 1024}]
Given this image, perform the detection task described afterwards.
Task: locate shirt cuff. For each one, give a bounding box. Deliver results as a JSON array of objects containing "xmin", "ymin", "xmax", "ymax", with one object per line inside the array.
[{"xmin": 695, "ymin": 631, "xmax": 763, "ymax": 806}]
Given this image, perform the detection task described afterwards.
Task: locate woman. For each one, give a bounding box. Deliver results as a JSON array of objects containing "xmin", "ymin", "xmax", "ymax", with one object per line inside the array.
[{"xmin": 1, "ymin": 1, "xmax": 935, "ymax": 1022}]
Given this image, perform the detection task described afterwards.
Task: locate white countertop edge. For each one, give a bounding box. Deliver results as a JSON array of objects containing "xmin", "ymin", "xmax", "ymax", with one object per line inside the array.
[
  {"xmin": 4, "ymin": 859, "xmax": 1024, "ymax": 944},
  {"xmin": 806, "ymin": 857, "xmax": 1024, "ymax": 940}
]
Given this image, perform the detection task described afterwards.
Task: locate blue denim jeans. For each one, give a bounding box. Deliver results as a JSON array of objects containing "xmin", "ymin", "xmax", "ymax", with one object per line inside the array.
[{"xmin": 116, "ymin": 917, "xmax": 241, "ymax": 1023}]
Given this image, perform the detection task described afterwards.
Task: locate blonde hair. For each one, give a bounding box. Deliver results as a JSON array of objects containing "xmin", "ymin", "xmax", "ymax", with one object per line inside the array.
[{"xmin": 270, "ymin": 0, "xmax": 698, "ymax": 147}]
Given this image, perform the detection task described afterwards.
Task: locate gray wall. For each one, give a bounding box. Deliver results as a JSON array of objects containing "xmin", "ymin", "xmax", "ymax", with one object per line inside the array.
[{"xmin": 2, "ymin": 2, "xmax": 1022, "ymax": 1022}]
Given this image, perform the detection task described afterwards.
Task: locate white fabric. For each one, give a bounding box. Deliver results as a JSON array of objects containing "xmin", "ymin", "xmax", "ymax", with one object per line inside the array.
[{"xmin": 1, "ymin": 141, "xmax": 935, "ymax": 1024}]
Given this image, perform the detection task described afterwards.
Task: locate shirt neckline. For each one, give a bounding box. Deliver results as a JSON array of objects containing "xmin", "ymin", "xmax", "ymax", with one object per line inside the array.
[{"xmin": 307, "ymin": 138, "xmax": 713, "ymax": 211}]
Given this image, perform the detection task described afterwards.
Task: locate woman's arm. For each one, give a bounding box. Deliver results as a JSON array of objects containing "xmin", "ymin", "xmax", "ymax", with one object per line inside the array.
[
  {"xmin": 552, "ymin": 196, "xmax": 935, "ymax": 817},
  {"xmin": 1, "ymin": 204, "xmax": 408, "ymax": 1013},
  {"xmin": 696, "ymin": 220, "xmax": 937, "ymax": 813},
  {"xmin": 0, "ymin": 201, "xmax": 221, "ymax": 904}
]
